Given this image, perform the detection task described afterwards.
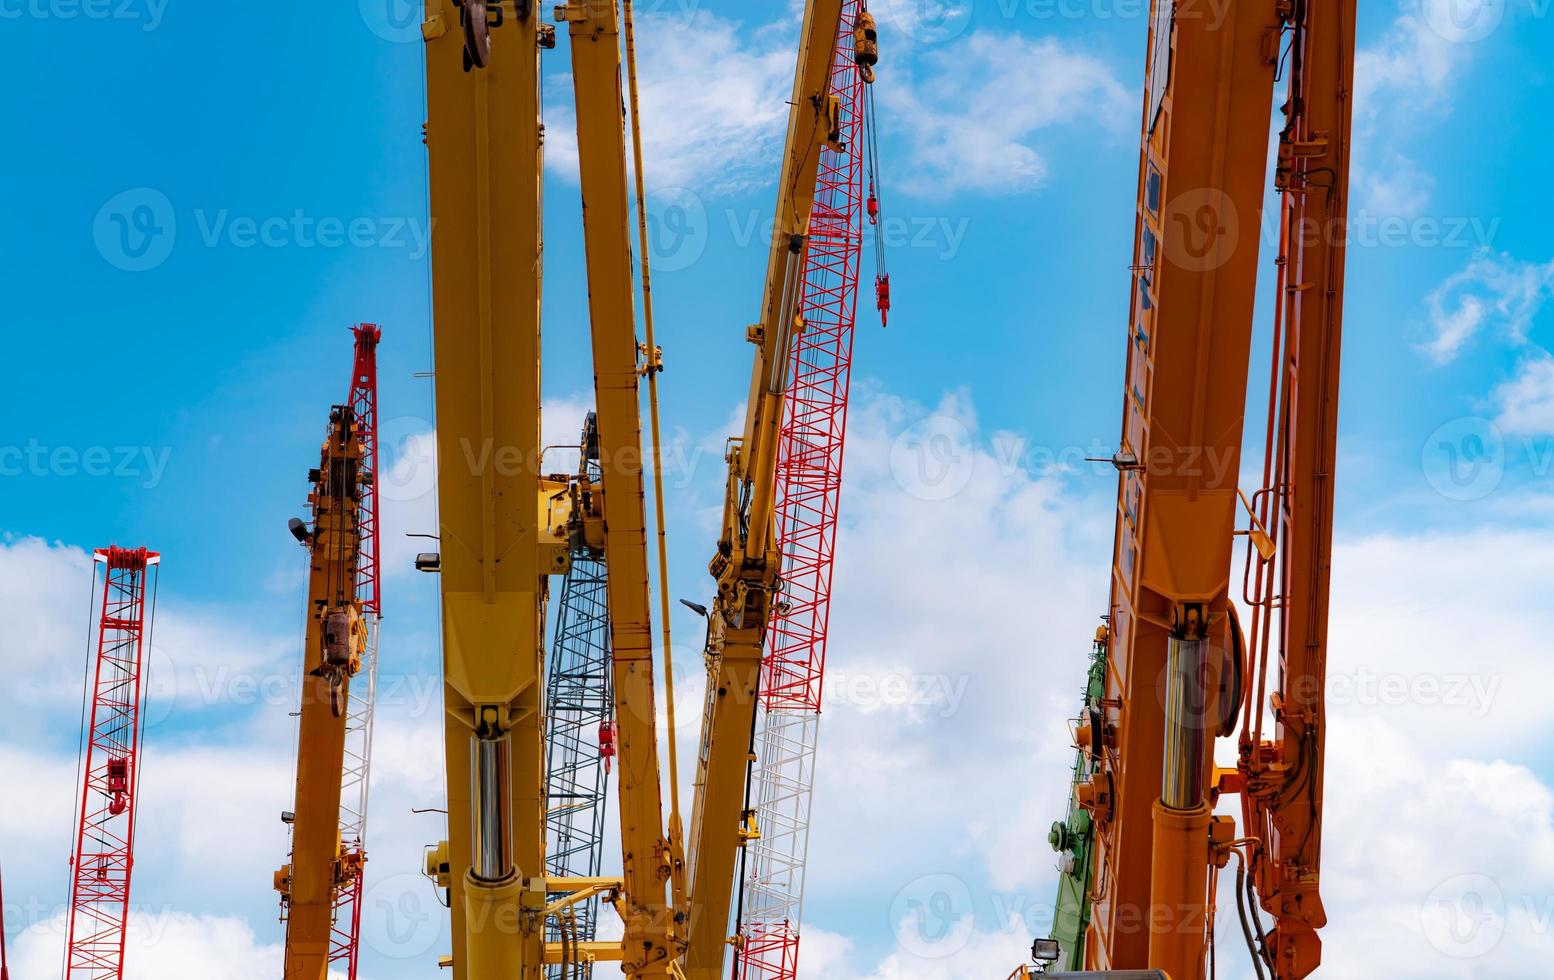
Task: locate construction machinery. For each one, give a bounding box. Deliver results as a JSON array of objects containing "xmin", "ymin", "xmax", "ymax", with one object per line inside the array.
[
  {"xmin": 414, "ymin": 0, "xmax": 881, "ymax": 975},
  {"xmin": 64, "ymin": 546, "xmax": 160, "ymax": 980},
  {"xmin": 276, "ymin": 324, "xmax": 382, "ymax": 980},
  {"xmin": 1026, "ymin": 1, "xmax": 1355, "ymax": 978},
  {"xmin": 727, "ymin": 5, "xmax": 877, "ymax": 979},
  {"xmin": 418, "ymin": 1, "xmax": 658, "ymax": 976}
]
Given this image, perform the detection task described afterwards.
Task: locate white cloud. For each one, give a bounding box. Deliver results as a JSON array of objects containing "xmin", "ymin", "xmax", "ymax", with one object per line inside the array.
[
  {"xmin": 545, "ymin": 10, "xmax": 797, "ymax": 193},
  {"xmin": 15, "ymin": 382, "xmax": 1554, "ymax": 979},
  {"xmin": 1353, "ymin": 0, "xmax": 1495, "ymax": 216},
  {"xmin": 1355, "ymin": 0, "xmax": 1491, "ymax": 120},
  {"xmin": 11, "ymin": 909, "xmax": 299, "ymax": 980},
  {"xmin": 1420, "ymin": 251, "xmax": 1554, "ymax": 365},
  {"xmin": 0, "ymin": 535, "xmax": 294, "ymax": 743},
  {"xmin": 1494, "ymin": 354, "xmax": 1554, "ymax": 437},
  {"xmin": 1354, "ymin": 151, "xmax": 1436, "ymax": 220},
  {"xmin": 546, "ymin": 11, "xmax": 1125, "ymax": 200},
  {"xmin": 885, "ymin": 32, "xmax": 1129, "ymax": 196}
]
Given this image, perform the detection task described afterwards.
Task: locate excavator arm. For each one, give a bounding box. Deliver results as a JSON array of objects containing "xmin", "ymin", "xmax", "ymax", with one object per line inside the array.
[
  {"xmin": 680, "ymin": 2, "xmax": 849, "ymax": 977},
  {"xmin": 1238, "ymin": 1, "xmax": 1355, "ymax": 974},
  {"xmin": 1023, "ymin": 3, "xmax": 1355, "ymax": 979}
]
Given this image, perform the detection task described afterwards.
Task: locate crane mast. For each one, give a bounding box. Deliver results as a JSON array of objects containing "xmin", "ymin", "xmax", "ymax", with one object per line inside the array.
[
  {"xmin": 277, "ymin": 342, "xmax": 376, "ymax": 980},
  {"xmin": 65, "ymin": 546, "xmax": 159, "ymax": 980},
  {"xmin": 681, "ymin": 4, "xmax": 849, "ymax": 977},
  {"xmin": 1031, "ymin": 2, "xmax": 1354, "ymax": 978}
]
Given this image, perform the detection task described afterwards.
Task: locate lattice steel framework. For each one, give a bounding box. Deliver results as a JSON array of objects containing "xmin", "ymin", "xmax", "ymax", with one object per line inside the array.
[
  {"xmin": 329, "ymin": 323, "xmax": 382, "ymax": 980},
  {"xmin": 544, "ymin": 415, "xmax": 613, "ymax": 980},
  {"xmin": 65, "ymin": 546, "xmax": 159, "ymax": 980},
  {"xmin": 737, "ymin": 8, "xmax": 866, "ymax": 976}
]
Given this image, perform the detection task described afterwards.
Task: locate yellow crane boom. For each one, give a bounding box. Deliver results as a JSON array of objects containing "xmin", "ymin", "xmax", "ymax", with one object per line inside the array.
[
  {"xmin": 420, "ymin": 1, "xmax": 551, "ymax": 975},
  {"xmin": 559, "ymin": 0, "xmax": 683, "ymax": 973},
  {"xmin": 682, "ymin": 2, "xmax": 847, "ymax": 976}
]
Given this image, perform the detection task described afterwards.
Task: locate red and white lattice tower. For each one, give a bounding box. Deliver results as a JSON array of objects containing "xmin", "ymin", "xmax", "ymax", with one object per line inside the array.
[
  {"xmin": 737, "ymin": 7, "xmax": 866, "ymax": 977},
  {"xmin": 65, "ymin": 546, "xmax": 160, "ymax": 980},
  {"xmin": 329, "ymin": 323, "xmax": 383, "ymax": 979}
]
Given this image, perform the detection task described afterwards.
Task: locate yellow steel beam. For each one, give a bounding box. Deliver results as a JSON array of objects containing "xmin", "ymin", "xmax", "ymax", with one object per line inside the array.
[
  {"xmin": 557, "ymin": 0, "xmax": 682, "ymax": 975},
  {"xmin": 422, "ymin": 0, "xmax": 547, "ymax": 975}
]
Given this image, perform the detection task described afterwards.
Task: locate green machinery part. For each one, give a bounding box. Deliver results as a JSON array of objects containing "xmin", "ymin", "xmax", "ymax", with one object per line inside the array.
[{"xmin": 1043, "ymin": 627, "xmax": 1110, "ymax": 971}]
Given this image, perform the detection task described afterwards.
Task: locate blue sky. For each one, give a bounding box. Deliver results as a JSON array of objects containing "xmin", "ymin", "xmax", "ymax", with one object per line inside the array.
[{"xmin": 4, "ymin": 1, "xmax": 1554, "ymax": 978}]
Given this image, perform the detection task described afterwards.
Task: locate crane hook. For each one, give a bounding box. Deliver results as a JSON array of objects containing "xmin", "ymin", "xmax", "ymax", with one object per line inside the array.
[{"xmin": 457, "ymin": 0, "xmax": 495, "ymax": 71}]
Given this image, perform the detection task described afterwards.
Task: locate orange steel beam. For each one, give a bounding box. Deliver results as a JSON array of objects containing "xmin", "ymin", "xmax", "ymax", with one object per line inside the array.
[{"xmin": 1082, "ymin": 2, "xmax": 1279, "ymax": 977}]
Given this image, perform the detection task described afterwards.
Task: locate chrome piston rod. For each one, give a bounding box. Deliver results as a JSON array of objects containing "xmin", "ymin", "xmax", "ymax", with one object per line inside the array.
[{"xmin": 470, "ymin": 730, "xmax": 514, "ymax": 882}]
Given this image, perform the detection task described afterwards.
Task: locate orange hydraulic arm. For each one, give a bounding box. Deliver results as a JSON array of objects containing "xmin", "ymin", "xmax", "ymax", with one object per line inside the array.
[
  {"xmin": 277, "ymin": 390, "xmax": 370, "ymax": 980},
  {"xmin": 1238, "ymin": 1, "xmax": 1356, "ymax": 975},
  {"xmin": 1069, "ymin": 2, "xmax": 1355, "ymax": 980}
]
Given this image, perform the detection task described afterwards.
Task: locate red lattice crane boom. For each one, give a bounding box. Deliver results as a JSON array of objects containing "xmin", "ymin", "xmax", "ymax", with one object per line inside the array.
[
  {"xmin": 65, "ymin": 546, "xmax": 160, "ymax": 980},
  {"xmin": 736, "ymin": 5, "xmax": 873, "ymax": 977}
]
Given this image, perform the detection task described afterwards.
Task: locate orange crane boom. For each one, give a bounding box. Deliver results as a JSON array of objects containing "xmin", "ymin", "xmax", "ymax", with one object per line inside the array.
[{"xmin": 276, "ymin": 328, "xmax": 380, "ymax": 980}]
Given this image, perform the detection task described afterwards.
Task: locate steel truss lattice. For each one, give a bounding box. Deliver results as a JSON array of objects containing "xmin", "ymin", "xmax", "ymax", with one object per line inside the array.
[
  {"xmin": 738, "ymin": 6, "xmax": 866, "ymax": 976},
  {"xmin": 65, "ymin": 547, "xmax": 159, "ymax": 980},
  {"xmin": 544, "ymin": 420, "xmax": 613, "ymax": 980}
]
